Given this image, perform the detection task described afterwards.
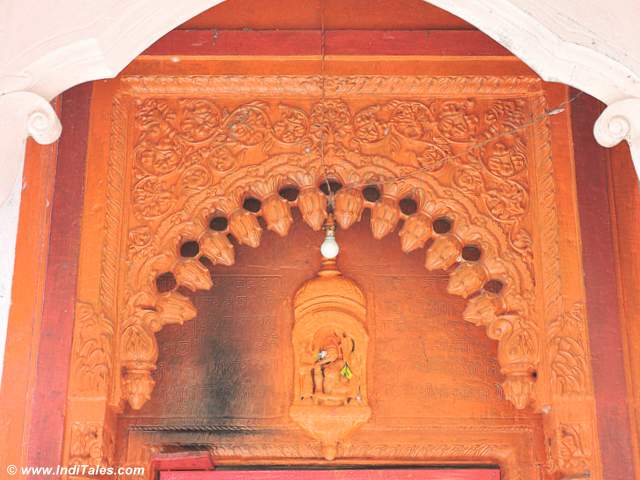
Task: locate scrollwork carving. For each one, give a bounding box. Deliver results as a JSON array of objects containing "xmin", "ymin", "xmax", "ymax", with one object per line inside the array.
[
  {"xmin": 594, "ymin": 97, "xmax": 640, "ymax": 180},
  {"xmin": 0, "ymin": 91, "xmax": 62, "ymax": 206},
  {"xmin": 69, "ymin": 422, "xmax": 114, "ymax": 467},
  {"xmin": 118, "ymin": 80, "xmax": 543, "ymax": 411}
]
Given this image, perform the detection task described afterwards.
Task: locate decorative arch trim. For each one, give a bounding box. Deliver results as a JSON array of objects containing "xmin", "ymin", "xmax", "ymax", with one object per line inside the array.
[
  {"xmin": 114, "ymin": 75, "xmax": 543, "ymax": 413},
  {"xmin": 124, "ymin": 147, "xmax": 537, "ymax": 411}
]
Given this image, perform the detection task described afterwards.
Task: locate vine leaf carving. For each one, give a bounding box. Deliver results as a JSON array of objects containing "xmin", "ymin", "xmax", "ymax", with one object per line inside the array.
[
  {"xmin": 71, "ymin": 302, "xmax": 113, "ymax": 396},
  {"xmin": 548, "ymin": 302, "xmax": 589, "ymax": 395}
]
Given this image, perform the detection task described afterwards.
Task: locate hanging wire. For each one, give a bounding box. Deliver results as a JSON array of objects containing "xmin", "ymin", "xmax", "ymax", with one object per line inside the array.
[
  {"xmin": 310, "ymin": 0, "xmax": 582, "ymax": 196},
  {"xmin": 336, "ymin": 90, "xmax": 584, "ymax": 191},
  {"xmin": 317, "ymin": 0, "xmax": 335, "ymax": 210},
  {"xmin": 214, "ymin": 4, "xmax": 583, "ymax": 205}
]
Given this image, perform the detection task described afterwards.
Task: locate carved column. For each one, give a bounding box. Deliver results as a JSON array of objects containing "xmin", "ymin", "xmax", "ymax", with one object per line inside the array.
[
  {"xmin": 542, "ymin": 304, "xmax": 598, "ymax": 478},
  {"xmin": 64, "ymin": 302, "xmax": 117, "ymax": 467}
]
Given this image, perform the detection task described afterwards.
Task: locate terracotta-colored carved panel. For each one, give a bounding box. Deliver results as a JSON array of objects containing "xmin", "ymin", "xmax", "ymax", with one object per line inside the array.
[
  {"xmin": 116, "ymin": 214, "xmax": 544, "ymax": 478},
  {"xmin": 120, "ymin": 213, "xmax": 539, "ymax": 458},
  {"xmin": 112, "ymin": 77, "xmax": 544, "ymax": 412},
  {"xmin": 63, "ymin": 57, "xmax": 600, "ymax": 480}
]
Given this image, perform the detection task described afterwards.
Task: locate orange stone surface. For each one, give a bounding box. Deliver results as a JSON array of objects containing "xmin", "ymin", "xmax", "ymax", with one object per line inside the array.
[
  {"xmin": 46, "ymin": 50, "xmax": 599, "ymax": 480},
  {"xmin": 1, "ymin": 1, "xmax": 636, "ymax": 478}
]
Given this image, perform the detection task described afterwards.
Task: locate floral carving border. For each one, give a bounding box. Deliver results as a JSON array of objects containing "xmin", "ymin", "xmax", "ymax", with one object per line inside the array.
[{"xmin": 63, "ymin": 74, "xmax": 600, "ymax": 480}]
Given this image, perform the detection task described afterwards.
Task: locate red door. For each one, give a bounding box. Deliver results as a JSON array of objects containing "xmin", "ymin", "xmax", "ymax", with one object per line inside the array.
[{"xmin": 160, "ymin": 469, "xmax": 500, "ymax": 480}]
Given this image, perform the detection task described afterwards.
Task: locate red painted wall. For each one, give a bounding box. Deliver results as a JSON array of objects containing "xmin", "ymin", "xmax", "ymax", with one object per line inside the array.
[
  {"xmin": 571, "ymin": 91, "xmax": 636, "ymax": 479},
  {"xmin": 26, "ymin": 83, "xmax": 93, "ymax": 474},
  {"xmin": 161, "ymin": 469, "xmax": 499, "ymax": 480}
]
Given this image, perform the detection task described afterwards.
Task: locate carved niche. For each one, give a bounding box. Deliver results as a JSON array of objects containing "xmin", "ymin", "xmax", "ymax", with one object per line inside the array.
[
  {"xmin": 290, "ymin": 258, "xmax": 371, "ymax": 460},
  {"xmin": 63, "ymin": 72, "xmax": 601, "ymax": 480}
]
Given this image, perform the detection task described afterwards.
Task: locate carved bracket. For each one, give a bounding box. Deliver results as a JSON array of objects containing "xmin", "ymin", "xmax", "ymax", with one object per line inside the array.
[
  {"xmin": 0, "ymin": 91, "xmax": 62, "ymax": 205},
  {"xmin": 594, "ymin": 97, "xmax": 640, "ymax": 179}
]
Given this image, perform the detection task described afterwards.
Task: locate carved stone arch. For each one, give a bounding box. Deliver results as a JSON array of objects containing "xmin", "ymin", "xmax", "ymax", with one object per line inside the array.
[
  {"xmin": 64, "ymin": 75, "xmax": 599, "ymax": 479},
  {"xmin": 120, "ymin": 145, "xmax": 538, "ymax": 412}
]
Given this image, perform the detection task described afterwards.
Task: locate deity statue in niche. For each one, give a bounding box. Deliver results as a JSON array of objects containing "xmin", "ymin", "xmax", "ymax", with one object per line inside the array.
[
  {"xmin": 299, "ymin": 328, "xmax": 362, "ymax": 406},
  {"xmin": 290, "ymin": 259, "xmax": 371, "ymax": 460}
]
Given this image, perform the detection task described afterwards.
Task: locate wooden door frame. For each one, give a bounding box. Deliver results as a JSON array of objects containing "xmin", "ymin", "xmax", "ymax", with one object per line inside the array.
[
  {"xmin": 1, "ymin": 26, "xmax": 635, "ymax": 480},
  {"xmin": 159, "ymin": 468, "xmax": 500, "ymax": 480}
]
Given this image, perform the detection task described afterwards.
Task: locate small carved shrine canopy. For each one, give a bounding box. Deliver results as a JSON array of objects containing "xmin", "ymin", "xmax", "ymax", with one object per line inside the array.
[{"xmin": 290, "ymin": 258, "xmax": 371, "ymax": 460}]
